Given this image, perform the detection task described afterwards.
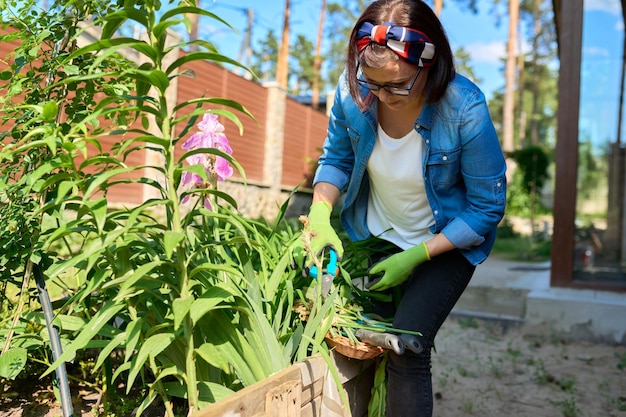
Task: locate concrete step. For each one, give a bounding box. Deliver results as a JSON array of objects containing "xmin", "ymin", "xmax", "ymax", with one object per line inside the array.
[
  {"xmin": 450, "ymin": 258, "xmax": 626, "ymax": 343},
  {"xmin": 453, "ymin": 285, "xmax": 529, "ymax": 319}
]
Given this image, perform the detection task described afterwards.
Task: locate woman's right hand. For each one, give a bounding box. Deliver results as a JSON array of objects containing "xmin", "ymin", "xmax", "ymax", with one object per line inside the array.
[{"xmin": 291, "ymin": 201, "xmax": 344, "ymax": 271}]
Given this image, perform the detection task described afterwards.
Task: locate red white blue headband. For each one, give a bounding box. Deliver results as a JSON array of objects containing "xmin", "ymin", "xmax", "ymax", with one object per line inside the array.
[{"xmin": 356, "ymin": 21, "xmax": 436, "ymax": 68}]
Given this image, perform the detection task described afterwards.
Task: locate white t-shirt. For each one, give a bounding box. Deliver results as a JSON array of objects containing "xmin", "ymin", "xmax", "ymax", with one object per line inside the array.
[{"xmin": 366, "ymin": 124, "xmax": 435, "ymax": 249}]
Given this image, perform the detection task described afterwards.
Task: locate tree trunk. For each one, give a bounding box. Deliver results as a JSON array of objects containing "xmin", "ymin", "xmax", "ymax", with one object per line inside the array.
[
  {"xmin": 434, "ymin": 0, "xmax": 443, "ymax": 17},
  {"xmin": 187, "ymin": 2, "xmax": 200, "ymax": 52},
  {"xmin": 237, "ymin": 8, "xmax": 254, "ymax": 78},
  {"xmin": 530, "ymin": 0, "xmax": 542, "ymax": 145},
  {"xmin": 517, "ymin": 27, "xmax": 526, "ymax": 148},
  {"xmin": 312, "ymin": 0, "xmax": 326, "ymax": 110},
  {"xmin": 276, "ymin": 0, "xmax": 291, "ymax": 89},
  {"xmin": 503, "ymin": 0, "xmax": 519, "ymax": 154}
]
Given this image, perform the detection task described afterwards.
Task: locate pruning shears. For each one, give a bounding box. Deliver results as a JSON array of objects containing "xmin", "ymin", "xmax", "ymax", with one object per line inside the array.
[
  {"xmin": 355, "ymin": 314, "xmax": 423, "ymax": 355},
  {"xmin": 306, "ymin": 248, "xmax": 339, "ymax": 298},
  {"xmin": 305, "ymin": 251, "xmax": 423, "ymax": 356}
]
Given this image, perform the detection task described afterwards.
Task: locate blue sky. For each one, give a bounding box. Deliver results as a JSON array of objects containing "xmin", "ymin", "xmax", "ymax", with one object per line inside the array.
[
  {"xmin": 579, "ymin": 0, "xmax": 624, "ymax": 146},
  {"xmin": 200, "ymin": 0, "xmax": 625, "ymax": 122},
  {"xmin": 201, "ymin": 1, "xmax": 512, "ymax": 99}
]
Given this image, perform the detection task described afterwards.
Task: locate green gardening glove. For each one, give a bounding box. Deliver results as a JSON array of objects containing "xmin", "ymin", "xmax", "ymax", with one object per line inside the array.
[
  {"xmin": 366, "ymin": 242, "xmax": 430, "ymax": 291},
  {"xmin": 291, "ymin": 202, "xmax": 344, "ymax": 271}
]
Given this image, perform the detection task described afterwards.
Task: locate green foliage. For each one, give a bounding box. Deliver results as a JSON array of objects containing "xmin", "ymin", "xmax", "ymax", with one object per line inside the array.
[
  {"xmin": 250, "ymin": 29, "xmax": 279, "ymax": 83},
  {"xmin": 368, "ymin": 354, "xmax": 387, "ymax": 417},
  {"xmin": 0, "ymin": 2, "xmax": 403, "ymax": 415},
  {"xmin": 616, "ymin": 351, "xmax": 626, "ymax": 371},
  {"xmin": 493, "ymin": 230, "xmax": 552, "ymax": 261},
  {"xmin": 508, "ymin": 145, "xmax": 550, "ymax": 195},
  {"xmin": 577, "ymin": 137, "xmax": 608, "ymax": 202},
  {"xmin": 0, "ymin": 0, "xmax": 331, "ymax": 415}
]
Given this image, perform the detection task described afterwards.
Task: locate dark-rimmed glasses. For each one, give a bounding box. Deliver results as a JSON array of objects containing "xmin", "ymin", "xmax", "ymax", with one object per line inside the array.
[{"xmin": 356, "ymin": 64, "xmax": 422, "ymax": 96}]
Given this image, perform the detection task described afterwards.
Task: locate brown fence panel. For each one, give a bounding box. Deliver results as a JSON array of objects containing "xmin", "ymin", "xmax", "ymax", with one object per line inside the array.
[
  {"xmin": 176, "ymin": 59, "xmax": 267, "ymax": 184},
  {"xmin": 283, "ymin": 98, "xmax": 328, "ymax": 189},
  {"xmin": 3, "ymin": 26, "xmax": 329, "ymax": 206}
]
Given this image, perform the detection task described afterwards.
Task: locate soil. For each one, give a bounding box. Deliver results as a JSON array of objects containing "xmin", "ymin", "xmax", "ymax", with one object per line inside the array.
[
  {"xmin": 1, "ymin": 316, "xmax": 625, "ymax": 417},
  {"xmin": 431, "ymin": 316, "xmax": 626, "ymax": 417}
]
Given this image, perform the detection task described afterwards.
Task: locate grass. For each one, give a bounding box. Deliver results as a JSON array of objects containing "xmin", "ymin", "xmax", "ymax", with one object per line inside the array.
[{"xmin": 491, "ymin": 234, "xmax": 552, "ymax": 261}]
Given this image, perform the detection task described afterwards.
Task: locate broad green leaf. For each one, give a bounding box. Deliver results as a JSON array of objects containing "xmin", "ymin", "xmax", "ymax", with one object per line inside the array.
[
  {"xmin": 26, "ymin": 312, "xmax": 119, "ymax": 339},
  {"xmin": 86, "ymin": 198, "xmax": 108, "ymax": 234},
  {"xmin": 160, "ymin": 7, "xmax": 233, "ymax": 30},
  {"xmin": 42, "ymin": 101, "xmax": 58, "ymax": 122},
  {"xmin": 45, "ymin": 228, "xmax": 126, "ymax": 279},
  {"xmin": 172, "ymin": 295, "xmax": 193, "ymax": 331},
  {"xmin": 163, "ymin": 231, "xmax": 185, "ymax": 260},
  {"xmin": 63, "ymin": 64, "xmax": 80, "ymax": 75},
  {"xmin": 111, "ymin": 361, "xmax": 132, "ymax": 385},
  {"xmin": 110, "ymin": 260, "xmax": 165, "ymax": 301},
  {"xmin": 44, "ymin": 302, "xmax": 126, "ymax": 377},
  {"xmin": 263, "ymin": 250, "xmax": 292, "ymax": 303},
  {"xmin": 0, "ymin": 348, "xmax": 27, "ymax": 380},
  {"xmin": 162, "ymin": 381, "xmax": 234, "ymax": 404},
  {"xmin": 134, "ymin": 381, "xmax": 159, "ymax": 417},
  {"xmin": 124, "ymin": 319, "xmax": 144, "ymax": 363},
  {"xmin": 79, "ymin": 155, "xmax": 125, "ymax": 171},
  {"xmin": 195, "ymin": 343, "xmax": 231, "ymax": 374},
  {"xmin": 189, "ymin": 285, "xmax": 237, "ymax": 325},
  {"xmin": 296, "ymin": 287, "xmax": 338, "ymax": 362},
  {"xmin": 127, "ymin": 333, "xmax": 176, "ymax": 392},
  {"xmin": 166, "ymin": 52, "xmax": 247, "ymax": 76},
  {"xmin": 133, "ymin": 69, "xmax": 169, "ymax": 94},
  {"xmin": 95, "ymin": 332, "xmax": 127, "ymax": 370}
]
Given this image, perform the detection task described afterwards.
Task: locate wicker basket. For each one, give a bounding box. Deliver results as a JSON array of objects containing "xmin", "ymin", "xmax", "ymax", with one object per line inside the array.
[{"xmin": 325, "ymin": 333, "xmax": 384, "ymax": 360}]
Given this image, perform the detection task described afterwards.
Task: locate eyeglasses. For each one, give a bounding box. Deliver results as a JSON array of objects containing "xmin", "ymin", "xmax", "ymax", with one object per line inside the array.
[{"xmin": 356, "ymin": 65, "xmax": 422, "ymax": 96}]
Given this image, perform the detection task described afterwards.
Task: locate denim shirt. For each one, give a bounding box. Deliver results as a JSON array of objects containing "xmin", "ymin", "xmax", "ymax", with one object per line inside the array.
[{"xmin": 313, "ymin": 72, "xmax": 507, "ymax": 266}]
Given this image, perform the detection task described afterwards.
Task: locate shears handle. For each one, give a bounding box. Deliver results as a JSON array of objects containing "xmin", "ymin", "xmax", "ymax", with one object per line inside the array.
[
  {"xmin": 354, "ymin": 328, "xmax": 405, "ymax": 355},
  {"xmin": 308, "ymin": 248, "xmax": 339, "ymax": 278}
]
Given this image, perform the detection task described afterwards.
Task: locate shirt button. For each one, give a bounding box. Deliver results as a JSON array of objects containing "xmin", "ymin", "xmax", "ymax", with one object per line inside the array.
[
  {"xmin": 443, "ymin": 156, "xmax": 448, "ymax": 161},
  {"xmin": 497, "ymin": 182, "xmax": 502, "ymax": 187},
  {"xmin": 434, "ymin": 210, "xmax": 439, "ymax": 215}
]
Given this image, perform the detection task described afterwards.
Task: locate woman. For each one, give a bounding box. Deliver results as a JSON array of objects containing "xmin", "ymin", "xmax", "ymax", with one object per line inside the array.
[{"xmin": 298, "ymin": 0, "xmax": 506, "ymax": 415}]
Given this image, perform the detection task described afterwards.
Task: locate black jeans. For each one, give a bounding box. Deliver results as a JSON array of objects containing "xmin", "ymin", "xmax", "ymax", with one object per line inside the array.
[{"xmin": 369, "ymin": 248, "xmax": 475, "ymax": 417}]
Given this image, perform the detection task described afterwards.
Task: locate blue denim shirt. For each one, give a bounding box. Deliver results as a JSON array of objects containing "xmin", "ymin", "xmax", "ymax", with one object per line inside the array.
[{"xmin": 313, "ymin": 72, "xmax": 507, "ymax": 266}]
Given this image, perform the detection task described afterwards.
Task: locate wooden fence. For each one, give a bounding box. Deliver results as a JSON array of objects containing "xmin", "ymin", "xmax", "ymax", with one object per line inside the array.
[{"xmin": 0, "ymin": 27, "xmax": 330, "ymax": 218}]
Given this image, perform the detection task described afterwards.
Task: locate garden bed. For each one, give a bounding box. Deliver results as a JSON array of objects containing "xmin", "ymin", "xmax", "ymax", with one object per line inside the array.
[{"xmin": 2, "ymin": 316, "xmax": 625, "ymax": 417}]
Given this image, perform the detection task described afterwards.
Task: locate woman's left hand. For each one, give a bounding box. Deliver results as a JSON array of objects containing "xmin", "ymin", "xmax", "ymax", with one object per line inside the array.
[{"xmin": 367, "ymin": 242, "xmax": 430, "ymax": 291}]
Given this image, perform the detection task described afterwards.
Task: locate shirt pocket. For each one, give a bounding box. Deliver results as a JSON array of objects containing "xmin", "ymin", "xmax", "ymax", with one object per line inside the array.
[{"xmin": 426, "ymin": 147, "xmax": 462, "ymax": 187}]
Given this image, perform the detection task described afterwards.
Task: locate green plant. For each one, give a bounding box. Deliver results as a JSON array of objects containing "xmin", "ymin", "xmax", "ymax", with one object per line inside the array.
[
  {"xmin": 487, "ymin": 356, "xmax": 503, "ymax": 378},
  {"xmin": 461, "ymin": 396, "xmax": 474, "ymax": 414},
  {"xmin": 1, "ymin": 0, "xmax": 432, "ymax": 415},
  {"xmin": 558, "ymin": 376, "xmax": 576, "ymax": 392},
  {"xmin": 457, "ymin": 316, "xmax": 479, "ymax": 329},
  {"xmin": 533, "ymin": 358, "xmax": 554, "ymax": 385},
  {"xmin": 0, "ymin": 0, "xmax": 332, "ymax": 415},
  {"xmin": 616, "ymin": 351, "xmax": 626, "ymax": 370},
  {"xmin": 557, "ymin": 394, "xmax": 580, "ymax": 417}
]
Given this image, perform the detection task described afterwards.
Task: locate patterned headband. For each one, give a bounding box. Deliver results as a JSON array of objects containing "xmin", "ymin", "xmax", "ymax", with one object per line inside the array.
[{"xmin": 356, "ymin": 21, "xmax": 436, "ymax": 68}]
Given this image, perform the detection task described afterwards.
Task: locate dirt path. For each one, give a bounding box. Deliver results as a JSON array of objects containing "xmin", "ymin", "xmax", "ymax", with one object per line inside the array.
[
  {"xmin": 432, "ymin": 316, "xmax": 626, "ymax": 417},
  {"xmin": 2, "ymin": 316, "xmax": 625, "ymax": 417}
]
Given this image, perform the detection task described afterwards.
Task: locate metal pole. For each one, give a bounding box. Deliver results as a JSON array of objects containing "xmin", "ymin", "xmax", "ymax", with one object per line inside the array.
[{"xmin": 34, "ymin": 263, "xmax": 73, "ymax": 417}]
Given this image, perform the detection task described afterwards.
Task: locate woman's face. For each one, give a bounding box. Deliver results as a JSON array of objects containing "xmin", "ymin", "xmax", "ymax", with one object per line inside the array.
[{"xmin": 359, "ymin": 59, "xmax": 428, "ymax": 111}]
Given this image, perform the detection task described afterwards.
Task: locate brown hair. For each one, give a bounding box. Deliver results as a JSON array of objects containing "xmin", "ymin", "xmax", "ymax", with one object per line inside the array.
[{"xmin": 346, "ymin": 0, "xmax": 455, "ymax": 109}]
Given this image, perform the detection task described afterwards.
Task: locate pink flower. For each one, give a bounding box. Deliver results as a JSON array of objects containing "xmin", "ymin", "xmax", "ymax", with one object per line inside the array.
[
  {"xmin": 180, "ymin": 112, "xmax": 234, "ymax": 208},
  {"xmin": 197, "ymin": 113, "xmax": 225, "ymax": 133}
]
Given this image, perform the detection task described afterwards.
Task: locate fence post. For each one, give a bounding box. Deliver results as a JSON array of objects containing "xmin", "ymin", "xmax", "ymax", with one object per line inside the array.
[{"xmin": 263, "ymin": 81, "xmax": 287, "ymax": 195}]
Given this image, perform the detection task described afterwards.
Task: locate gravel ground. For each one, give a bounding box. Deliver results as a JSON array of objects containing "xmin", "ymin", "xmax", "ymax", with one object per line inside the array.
[{"xmin": 431, "ymin": 316, "xmax": 626, "ymax": 417}]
